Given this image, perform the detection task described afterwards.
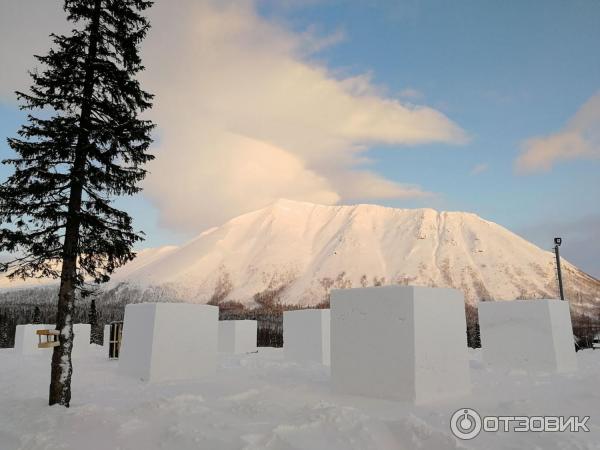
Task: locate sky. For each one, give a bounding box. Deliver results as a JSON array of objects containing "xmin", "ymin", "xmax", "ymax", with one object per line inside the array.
[{"xmin": 0, "ymin": 0, "xmax": 599, "ymax": 277}]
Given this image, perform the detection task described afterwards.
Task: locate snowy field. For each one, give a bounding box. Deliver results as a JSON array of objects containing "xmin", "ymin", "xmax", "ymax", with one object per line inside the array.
[{"xmin": 0, "ymin": 347, "xmax": 599, "ymax": 450}]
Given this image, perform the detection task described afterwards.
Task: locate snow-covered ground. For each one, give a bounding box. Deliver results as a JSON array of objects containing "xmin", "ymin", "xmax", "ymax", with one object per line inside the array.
[{"xmin": 0, "ymin": 347, "xmax": 599, "ymax": 450}]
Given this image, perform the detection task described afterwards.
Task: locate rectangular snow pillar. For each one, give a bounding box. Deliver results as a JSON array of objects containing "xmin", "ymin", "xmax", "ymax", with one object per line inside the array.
[
  {"xmin": 331, "ymin": 286, "xmax": 471, "ymax": 404},
  {"xmin": 218, "ymin": 320, "xmax": 257, "ymax": 354},
  {"xmin": 283, "ymin": 309, "xmax": 330, "ymax": 365},
  {"xmin": 103, "ymin": 325, "xmax": 110, "ymax": 350},
  {"xmin": 479, "ymin": 299, "xmax": 577, "ymax": 373},
  {"xmin": 13, "ymin": 324, "xmax": 55, "ymax": 355},
  {"xmin": 119, "ymin": 303, "xmax": 218, "ymax": 382},
  {"xmin": 72, "ymin": 324, "xmax": 91, "ymax": 354}
]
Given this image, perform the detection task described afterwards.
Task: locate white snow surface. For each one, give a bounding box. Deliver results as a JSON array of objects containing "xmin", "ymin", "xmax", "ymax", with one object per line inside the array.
[
  {"xmin": 0, "ymin": 346, "xmax": 599, "ymax": 449},
  {"xmin": 2, "ymin": 200, "xmax": 599, "ymax": 310}
]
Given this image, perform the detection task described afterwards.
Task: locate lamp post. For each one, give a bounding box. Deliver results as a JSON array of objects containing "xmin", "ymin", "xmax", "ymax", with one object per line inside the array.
[{"xmin": 554, "ymin": 237, "xmax": 565, "ymax": 301}]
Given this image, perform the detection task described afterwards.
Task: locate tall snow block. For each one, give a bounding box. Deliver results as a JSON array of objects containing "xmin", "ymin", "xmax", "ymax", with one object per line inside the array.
[
  {"xmin": 14, "ymin": 323, "xmax": 91, "ymax": 355},
  {"xmin": 479, "ymin": 299, "xmax": 577, "ymax": 373},
  {"xmin": 103, "ymin": 325, "xmax": 110, "ymax": 351},
  {"xmin": 284, "ymin": 309, "xmax": 330, "ymax": 365},
  {"xmin": 72, "ymin": 324, "xmax": 91, "ymax": 354},
  {"xmin": 119, "ymin": 303, "xmax": 218, "ymax": 382},
  {"xmin": 331, "ymin": 286, "xmax": 470, "ymax": 404},
  {"xmin": 14, "ymin": 324, "xmax": 55, "ymax": 355},
  {"xmin": 218, "ymin": 320, "xmax": 257, "ymax": 354}
]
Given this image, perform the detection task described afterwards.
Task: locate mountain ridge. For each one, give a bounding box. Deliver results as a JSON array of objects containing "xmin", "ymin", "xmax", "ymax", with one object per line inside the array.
[
  {"xmin": 110, "ymin": 199, "xmax": 599, "ymax": 311},
  {"xmin": 2, "ymin": 200, "xmax": 598, "ymax": 313}
]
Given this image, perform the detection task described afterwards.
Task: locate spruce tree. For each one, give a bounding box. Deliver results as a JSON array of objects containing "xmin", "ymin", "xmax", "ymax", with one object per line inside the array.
[
  {"xmin": 0, "ymin": 314, "xmax": 8, "ymax": 348},
  {"xmin": 32, "ymin": 306, "xmax": 42, "ymax": 324},
  {"xmin": 88, "ymin": 298, "xmax": 101, "ymax": 344},
  {"xmin": 0, "ymin": 0, "xmax": 154, "ymax": 406}
]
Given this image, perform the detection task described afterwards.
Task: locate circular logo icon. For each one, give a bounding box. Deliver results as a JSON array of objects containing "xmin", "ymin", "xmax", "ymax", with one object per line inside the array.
[{"xmin": 450, "ymin": 408, "xmax": 482, "ymax": 440}]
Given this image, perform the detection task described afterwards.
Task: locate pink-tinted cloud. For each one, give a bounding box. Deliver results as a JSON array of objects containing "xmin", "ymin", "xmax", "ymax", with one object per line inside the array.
[
  {"xmin": 516, "ymin": 92, "xmax": 600, "ymax": 173},
  {"xmin": 141, "ymin": 0, "xmax": 467, "ymax": 231},
  {"xmin": 0, "ymin": 0, "xmax": 468, "ymax": 233}
]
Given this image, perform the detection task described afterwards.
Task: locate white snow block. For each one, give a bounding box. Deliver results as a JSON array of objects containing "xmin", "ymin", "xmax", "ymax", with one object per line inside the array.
[
  {"xmin": 14, "ymin": 323, "xmax": 90, "ymax": 355},
  {"xmin": 283, "ymin": 309, "xmax": 330, "ymax": 365},
  {"xmin": 479, "ymin": 299, "xmax": 577, "ymax": 373},
  {"xmin": 331, "ymin": 286, "xmax": 471, "ymax": 404},
  {"xmin": 72, "ymin": 324, "xmax": 91, "ymax": 354},
  {"xmin": 103, "ymin": 325, "xmax": 110, "ymax": 350},
  {"xmin": 119, "ymin": 303, "xmax": 218, "ymax": 382},
  {"xmin": 218, "ymin": 320, "xmax": 257, "ymax": 354},
  {"xmin": 14, "ymin": 324, "xmax": 55, "ymax": 355}
]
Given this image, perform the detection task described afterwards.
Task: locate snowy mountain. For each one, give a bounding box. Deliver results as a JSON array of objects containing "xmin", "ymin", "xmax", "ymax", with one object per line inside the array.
[
  {"xmin": 1, "ymin": 199, "xmax": 598, "ymax": 310},
  {"xmin": 106, "ymin": 199, "xmax": 599, "ymax": 311}
]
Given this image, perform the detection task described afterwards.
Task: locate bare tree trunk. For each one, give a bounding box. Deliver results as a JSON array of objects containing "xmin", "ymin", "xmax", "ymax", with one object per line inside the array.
[
  {"xmin": 49, "ymin": 257, "xmax": 77, "ymax": 405},
  {"xmin": 49, "ymin": 0, "xmax": 102, "ymax": 407}
]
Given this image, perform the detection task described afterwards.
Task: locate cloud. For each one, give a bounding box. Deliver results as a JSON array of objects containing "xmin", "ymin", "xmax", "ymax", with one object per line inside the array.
[
  {"xmin": 470, "ymin": 163, "xmax": 488, "ymax": 175},
  {"xmin": 144, "ymin": 130, "xmax": 340, "ymax": 228},
  {"xmin": 141, "ymin": 0, "xmax": 466, "ymax": 231},
  {"xmin": 516, "ymin": 92, "xmax": 600, "ymax": 173},
  {"xmin": 399, "ymin": 88, "xmax": 424, "ymax": 100},
  {"xmin": 0, "ymin": 1, "xmax": 68, "ymax": 101},
  {"xmin": 1, "ymin": 0, "xmax": 467, "ymax": 232},
  {"xmin": 327, "ymin": 170, "xmax": 432, "ymax": 201}
]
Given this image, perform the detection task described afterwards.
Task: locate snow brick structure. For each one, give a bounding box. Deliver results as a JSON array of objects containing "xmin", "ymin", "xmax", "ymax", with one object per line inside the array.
[
  {"xmin": 218, "ymin": 320, "xmax": 257, "ymax": 354},
  {"xmin": 331, "ymin": 286, "xmax": 471, "ymax": 404},
  {"xmin": 103, "ymin": 325, "xmax": 110, "ymax": 353},
  {"xmin": 479, "ymin": 299, "xmax": 577, "ymax": 373},
  {"xmin": 119, "ymin": 303, "xmax": 218, "ymax": 382},
  {"xmin": 72, "ymin": 324, "xmax": 91, "ymax": 354},
  {"xmin": 14, "ymin": 324, "xmax": 55, "ymax": 355},
  {"xmin": 14, "ymin": 323, "xmax": 90, "ymax": 355},
  {"xmin": 283, "ymin": 309, "xmax": 330, "ymax": 365}
]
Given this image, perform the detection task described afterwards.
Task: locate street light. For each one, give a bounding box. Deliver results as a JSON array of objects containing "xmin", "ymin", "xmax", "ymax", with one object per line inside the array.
[{"xmin": 554, "ymin": 237, "xmax": 565, "ymax": 301}]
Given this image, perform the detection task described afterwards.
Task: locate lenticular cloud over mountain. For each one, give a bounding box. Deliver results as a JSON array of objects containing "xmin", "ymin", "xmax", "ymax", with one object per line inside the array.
[{"xmin": 140, "ymin": 0, "xmax": 467, "ymax": 232}]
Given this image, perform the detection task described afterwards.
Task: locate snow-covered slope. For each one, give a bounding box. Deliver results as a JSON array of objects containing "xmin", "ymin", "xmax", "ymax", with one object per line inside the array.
[
  {"xmin": 0, "ymin": 246, "xmax": 178, "ymax": 291},
  {"xmin": 108, "ymin": 199, "xmax": 599, "ymax": 309}
]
